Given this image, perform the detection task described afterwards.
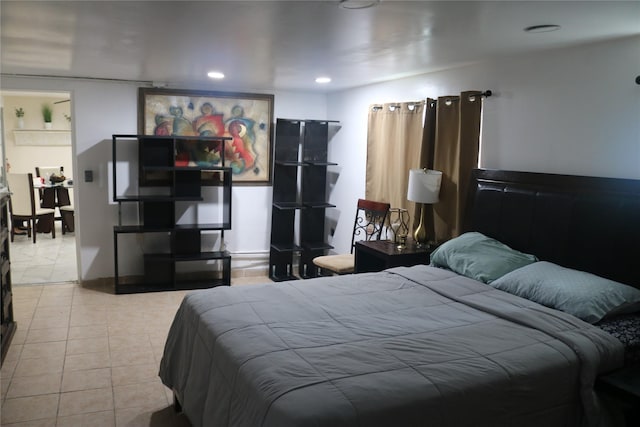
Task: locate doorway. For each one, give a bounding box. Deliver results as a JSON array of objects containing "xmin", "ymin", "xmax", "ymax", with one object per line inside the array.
[{"xmin": 1, "ymin": 90, "xmax": 78, "ymax": 285}]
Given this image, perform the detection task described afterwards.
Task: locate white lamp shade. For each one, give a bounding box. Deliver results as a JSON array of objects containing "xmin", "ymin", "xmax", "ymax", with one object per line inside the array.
[{"xmin": 407, "ymin": 169, "xmax": 442, "ymax": 204}]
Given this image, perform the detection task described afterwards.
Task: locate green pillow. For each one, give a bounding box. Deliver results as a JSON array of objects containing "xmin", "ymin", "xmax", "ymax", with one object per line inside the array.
[
  {"xmin": 490, "ymin": 261, "xmax": 640, "ymax": 323},
  {"xmin": 430, "ymin": 232, "xmax": 538, "ymax": 284}
]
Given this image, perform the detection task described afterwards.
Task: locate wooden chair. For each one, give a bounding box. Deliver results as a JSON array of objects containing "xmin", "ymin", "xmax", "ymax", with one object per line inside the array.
[
  {"xmin": 35, "ymin": 166, "xmax": 64, "ymax": 181},
  {"xmin": 313, "ymin": 198, "xmax": 390, "ymax": 275},
  {"xmin": 35, "ymin": 166, "xmax": 64, "ymax": 205},
  {"xmin": 59, "ymin": 188, "xmax": 74, "ymax": 234},
  {"xmin": 7, "ymin": 173, "xmax": 56, "ymax": 243},
  {"xmin": 60, "ymin": 205, "xmax": 74, "ymax": 234}
]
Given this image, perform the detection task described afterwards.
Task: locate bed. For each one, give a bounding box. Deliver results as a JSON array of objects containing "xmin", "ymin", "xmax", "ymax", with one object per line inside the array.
[{"xmin": 159, "ymin": 168, "xmax": 640, "ymax": 427}]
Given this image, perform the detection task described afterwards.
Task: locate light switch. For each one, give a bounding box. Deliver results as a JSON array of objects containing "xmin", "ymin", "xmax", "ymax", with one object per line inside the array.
[{"xmin": 84, "ymin": 170, "xmax": 93, "ymax": 182}]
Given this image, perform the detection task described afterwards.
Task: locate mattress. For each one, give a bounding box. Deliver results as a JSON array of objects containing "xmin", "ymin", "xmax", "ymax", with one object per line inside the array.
[{"xmin": 159, "ymin": 265, "xmax": 623, "ymax": 427}]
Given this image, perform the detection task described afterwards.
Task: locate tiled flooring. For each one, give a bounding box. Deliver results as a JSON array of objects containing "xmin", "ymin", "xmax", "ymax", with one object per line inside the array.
[
  {"xmin": 9, "ymin": 221, "xmax": 78, "ymax": 285},
  {"xmin": 1, "ymin": 275, "xmax": 270, "ymax": 426}
]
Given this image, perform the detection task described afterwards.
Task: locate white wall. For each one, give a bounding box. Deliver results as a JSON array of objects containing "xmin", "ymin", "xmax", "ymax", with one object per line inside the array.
[
  {"xmin": 2, "ymin": 94, "xmax": 73, "ymax": 178},
  {"xmin": 326, "ymin": 35, "xmax": 640, "ymax": 254},
  {"xmin": 1, "ymin": 35, "xmax": 638, "ymax": 282},
  {"xmin": 0, "ymin": 77, "xmax": 327, "ymax": 282}
]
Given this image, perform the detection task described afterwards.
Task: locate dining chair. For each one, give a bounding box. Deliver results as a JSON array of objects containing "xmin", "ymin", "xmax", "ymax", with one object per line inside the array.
[
  {"xmin": 59, "ymin": 188, "xmax": 74, "ymax": 234},
  {"xmin": 313, "ymin": 198, "xmax": 390, "ymax": 275},
  {"xmin": 35, "ymin": 166, "xmax": 64, "ymax": 181},
  {"xmin": 60, "ymin": 205, "xmax": 75, "ymax": 234},
  {"xmin": 7, "ymin": 173, "xmax": 56, "ymax": 243},
  {"xmin": 35, "ymin": 166, "xmax": 64, "ymax": 204}
]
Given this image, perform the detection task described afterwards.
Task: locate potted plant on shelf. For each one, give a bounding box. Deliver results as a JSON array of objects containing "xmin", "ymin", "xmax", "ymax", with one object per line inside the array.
[
  {"xmin": 15, "ymin": 107, "xmax": 25, "ymax": 129},
  {"xmin": 42, "ymin": 104, "xmax": 53, "ymax": 129}
]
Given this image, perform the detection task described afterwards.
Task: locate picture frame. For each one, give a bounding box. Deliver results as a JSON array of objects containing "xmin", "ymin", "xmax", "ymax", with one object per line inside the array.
[{"xmin": 138, "ymin": 87, "xmax": 274, "ymax": 185}]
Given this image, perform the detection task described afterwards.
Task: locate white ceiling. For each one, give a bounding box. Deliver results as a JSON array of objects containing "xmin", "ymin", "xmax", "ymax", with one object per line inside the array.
[{"xmin": 1, "ymin": 1, "xmax": 639, "ymax": 92}]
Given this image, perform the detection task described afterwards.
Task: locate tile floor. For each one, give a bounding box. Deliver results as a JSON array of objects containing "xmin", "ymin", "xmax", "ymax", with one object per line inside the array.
[
  {"xmin": 9, "ymin": 221, "xmax": 78, "ymax": 285},
  {"xmin": 1, "ymin": 275, "xmax": 271, "ymax": 426}
]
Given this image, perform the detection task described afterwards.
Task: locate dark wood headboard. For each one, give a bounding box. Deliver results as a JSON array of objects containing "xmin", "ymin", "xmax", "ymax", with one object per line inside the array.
[{"xmin": 464, "ymin": 169, "xmax": 640, "ymax": 288}]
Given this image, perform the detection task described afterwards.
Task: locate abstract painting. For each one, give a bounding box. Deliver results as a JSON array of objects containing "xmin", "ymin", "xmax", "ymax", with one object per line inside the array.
[{"xmin": 139, "ymin": 88, "xmax": 274, "ymax": 185}]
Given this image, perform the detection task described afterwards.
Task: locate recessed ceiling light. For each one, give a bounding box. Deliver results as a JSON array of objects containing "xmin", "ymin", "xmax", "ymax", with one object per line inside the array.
[
  {"xmin": 524, "ymin": 24, "xmax": 561, "ymax": 33},
  {"xmin": 315, "ymin": 77, "xmax": 331, "ymax": 84},
  {"xmin": 207, "ymin": 71, "xmax": 225, "ymax": 79},
  {"xmin": 338, "ymin": 0, "xmax": 380, "ymax": 10}
]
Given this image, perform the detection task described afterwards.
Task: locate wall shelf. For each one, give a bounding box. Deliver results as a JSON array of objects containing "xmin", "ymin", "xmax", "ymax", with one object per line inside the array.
[{"xmin": 13, "ymin": 130, "xmax": 71, "ymax": 146}]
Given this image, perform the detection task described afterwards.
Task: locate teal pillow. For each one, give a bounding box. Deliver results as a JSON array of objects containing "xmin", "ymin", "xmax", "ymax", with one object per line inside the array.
[
  {"xmin": 490, "ymin": 261, "xmax": 640, "ymax": 323},
  {"xmin": 429, "ymin": 232, "xmax": 538, "ymax": 284}
]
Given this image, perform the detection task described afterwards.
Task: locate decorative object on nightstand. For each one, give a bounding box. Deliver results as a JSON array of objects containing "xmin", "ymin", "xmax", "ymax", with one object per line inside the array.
[
  {"xmin": 407, "ymin": 168, "xmax": 442, "ymax": 247},
  {"xmin": 388, "ymin": 208, "xmax": 410, "ymax": 249}
]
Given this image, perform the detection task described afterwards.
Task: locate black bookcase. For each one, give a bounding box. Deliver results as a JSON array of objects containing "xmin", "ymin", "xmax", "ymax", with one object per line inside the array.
[
  {"xmin": 1, "ymin": 192, "xmax": 16, "ymax": 366},
  {"xmin": 269, "ymin": 119, "xmax": 338, "ymax": 281},
  {"xmin": 112, "ymin": 134, "xmax": 232, "ymax": 294}
]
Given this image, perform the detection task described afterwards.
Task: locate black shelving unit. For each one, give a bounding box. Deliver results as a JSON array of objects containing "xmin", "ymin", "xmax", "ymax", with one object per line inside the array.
[
  {"xmin": 112, "ymin": 134, "xmax": 232, "ymax": 294},
  {"xmin": 299, "ymin": 120, "xmax": 337, "ymax": 278},
  {"xmin": 268, "ymin": 119, "xmax": 339, "ymax": 281},
  {"xmin": 1, "ymin": 191, "xmax": 16, "ymax": 366}
]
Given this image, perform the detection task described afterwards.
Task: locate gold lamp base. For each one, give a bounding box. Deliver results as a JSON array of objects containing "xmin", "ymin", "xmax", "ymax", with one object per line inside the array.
[{"xmin": 413, "ymin": 203, "xmax": 429, "ymax": 247}]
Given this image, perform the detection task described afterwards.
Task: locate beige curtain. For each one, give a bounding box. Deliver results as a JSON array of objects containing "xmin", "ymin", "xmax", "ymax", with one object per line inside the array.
[
  {"xmin": 365, "ymin": 102, "xmax": 425, "ymax": 212},
  {"xmin": 429, "ymin": 91, "xmax": 483, "ymax": 242},
  {"xmin": 366, "ymin": 92, "xmax": 483, "ymax": 244}
]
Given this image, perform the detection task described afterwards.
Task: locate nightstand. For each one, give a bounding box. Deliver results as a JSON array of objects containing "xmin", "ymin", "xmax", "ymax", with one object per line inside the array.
[
  {"xmin": 354, "ymin": 240, "xmax": 436, "ymax": 273},
  {"xmin": 596, "ymin": 365, "xmax": 640, "ymax": 424}
]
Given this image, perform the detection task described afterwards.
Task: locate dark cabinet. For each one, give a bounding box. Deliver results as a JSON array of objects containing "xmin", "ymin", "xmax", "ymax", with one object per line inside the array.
[
  {"xmin": 112, "ymin": 135, "xmax": 232, "ymax": 294},
  {"xmin": 1, "ymin": 192, "xmax": 16, "ymax": 366},
  {"xmin": 269, "ymin": 119, "xmax": 339, "ymax": 281}
]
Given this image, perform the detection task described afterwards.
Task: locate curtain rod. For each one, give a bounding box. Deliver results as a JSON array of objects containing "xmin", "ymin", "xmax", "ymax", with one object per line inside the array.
[
  {"xmin": 371, "ymin": 90, "xmax": 492, "ymax": 111},
  {"xmin": 439, "ymin": 90, "xmax": 493, "ymax": 99}
]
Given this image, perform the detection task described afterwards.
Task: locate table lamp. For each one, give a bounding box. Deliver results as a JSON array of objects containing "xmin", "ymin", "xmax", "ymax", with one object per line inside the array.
[{"xmin": 407, "ymin": 168, "xmax": 442, "ymax": 247}]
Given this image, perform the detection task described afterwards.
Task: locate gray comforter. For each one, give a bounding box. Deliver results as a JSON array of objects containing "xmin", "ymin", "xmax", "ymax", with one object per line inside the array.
[{"xmin": 159, "ymin": 265, "xmax": 623, "ymax": 427}]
